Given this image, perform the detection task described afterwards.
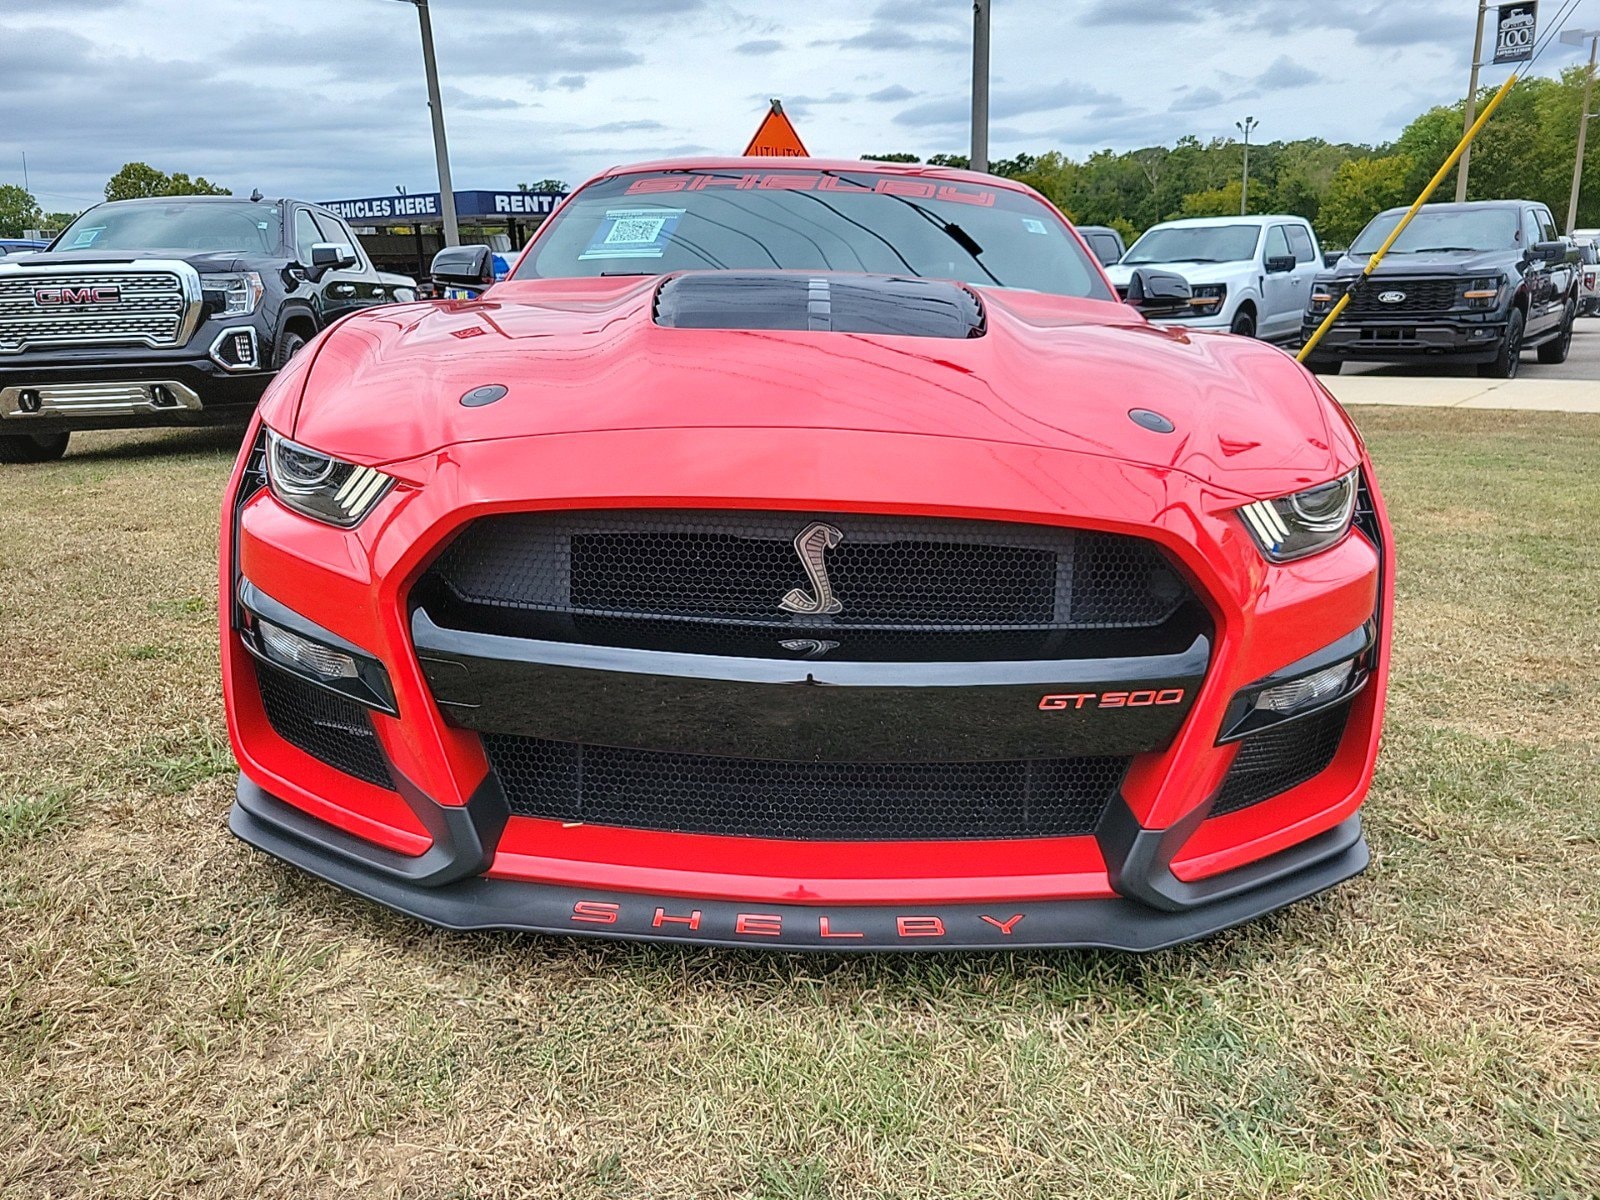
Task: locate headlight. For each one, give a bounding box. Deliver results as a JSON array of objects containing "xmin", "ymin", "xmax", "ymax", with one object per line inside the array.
[
  {"xmin": 265, "ymin": 428, "xmax": 394, "ymax": 527},
  {"xmin": 1188, "ymin": 283, "xmax": 1226, "ymax": 315},
  {"xmin": 1237, "ymin": 470, "xmax": 1358, "ymax": 562},
  {"xmin": 1462, "ymin": 275, "xmax": 1502, "ymax": 309},
  {"xmin": 1308, "ymin": 281, "xmax": 1341, "ymax": 314},
  {"xmin": 200, "ymin": 271, "xmax": 264, "ymax": 316}
]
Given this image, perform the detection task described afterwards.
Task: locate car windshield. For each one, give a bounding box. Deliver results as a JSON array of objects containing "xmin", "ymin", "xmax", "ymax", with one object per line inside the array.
[
  {"xmin": 1350, "ymin": 208, "xmax": 1518, "ymax": 254},
  {"xmin": 515, "ymin": 168, "xmax": 1113, "ymax": 300},
  {"xmin": 1121, "ymin": 224, "xmax": 1261, "ymax": 264},
  {"xmin": 54, "ymin": 201, "xmax": 283, "ymax": 254}
]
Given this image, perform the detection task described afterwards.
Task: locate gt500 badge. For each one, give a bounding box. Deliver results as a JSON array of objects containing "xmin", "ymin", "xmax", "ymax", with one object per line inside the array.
[{"xmin": 1039, "ymin": 688, "xmax": 1186, "ymax": 711}]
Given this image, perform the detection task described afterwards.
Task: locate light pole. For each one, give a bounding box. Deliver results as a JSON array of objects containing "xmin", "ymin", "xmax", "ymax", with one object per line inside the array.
[
  {"xmin": 388, "ymin": 0, "xmax": 459, "ymax": 247},
  {"xmin": 970, "ymin": 0, "xmax": 990, "ymax": 173},
  {"xmin": 1457, "ymin": 0, "xmax": 1490, "ymax": 202},
  {"xmin": 1236, "ymin": 116, "xmax": 1258, "ymax": 215},
  {"xmin": 1562, "ymin": 28, "xmax": 1600, "ymax": 232}
]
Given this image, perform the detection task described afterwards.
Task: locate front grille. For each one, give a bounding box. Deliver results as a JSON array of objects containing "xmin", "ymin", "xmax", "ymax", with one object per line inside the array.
[
  {"xmin": 484, "ymin": 735, "xmax": 1130, "ymax": 841},
  {"xmin": 418, "ymin": 511, "xmax": 1197, "ymax": 661},
  {"xmin": 1211, "ymin": 700, "xmax": 1352, "ymax": 817},
  {"xmin": 1341, "ymin": 277, "xmax": 1460, "ymax": 316},
  {"xmin": 254, "ymin": 661, "xmax": 393, "ymax": 788},
  {"xmin": 0, "ymin": 269, "xmax": 190, "ymax": 353}
]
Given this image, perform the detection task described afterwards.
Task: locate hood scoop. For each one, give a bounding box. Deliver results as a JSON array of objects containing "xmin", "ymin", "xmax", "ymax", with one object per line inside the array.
[{"xmin": 653, "ymin": 272, "xmax": 985, "ymax": 339}]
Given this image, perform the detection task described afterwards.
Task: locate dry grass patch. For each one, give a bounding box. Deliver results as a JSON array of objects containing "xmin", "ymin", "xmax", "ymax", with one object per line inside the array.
[{"xmin": 1, "ymin": 412, "xmax": 1598, "ymax": 1198}]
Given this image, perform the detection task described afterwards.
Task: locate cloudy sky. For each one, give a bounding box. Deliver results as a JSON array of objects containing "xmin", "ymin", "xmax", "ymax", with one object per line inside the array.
[{"xmin": 2, "ymin": 0, "xmax": 1591, "ymax": 212}]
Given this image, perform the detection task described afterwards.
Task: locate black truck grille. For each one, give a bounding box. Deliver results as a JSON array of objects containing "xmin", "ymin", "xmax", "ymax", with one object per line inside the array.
[
  {"xmin": 1211, "ymin": 700, "xmax": 1352, "ymax": 817},
  {"xmin": 1342, "ymin": 278, "xmax": 1460, "ymax": 315},
  {"xmin": 417, "ymin": 511, "xmax": 1197, "ymax": 661},
  {"xmin": 483, "ymin": 735, "xmax": 1130, "ymax": 841},
  {"xmin": 255, "ymin": 662, "xmax": 393, "ymax": 789}
]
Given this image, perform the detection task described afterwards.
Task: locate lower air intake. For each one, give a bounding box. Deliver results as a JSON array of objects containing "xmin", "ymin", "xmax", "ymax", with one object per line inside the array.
[
  {"xmin": 255, "ymin": 661, "xmax": 393, "ymax": 789},
  {"xmin": 1211, "ymin": 700, "xmax": 1352, "ymax": 817},
  {"xmin": 483, "ymin": 736, "xmax": 1130, "ymax": 841}
]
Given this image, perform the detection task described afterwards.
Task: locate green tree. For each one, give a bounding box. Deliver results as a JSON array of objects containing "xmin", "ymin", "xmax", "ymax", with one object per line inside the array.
[
  {"xmin": 1179, "ymin": 179, "xmax": 1244, "ymax": 217},
  {"xmin": 860, "ymin": 152, "xmax": 921, "ymax": 163},
  {"xmin": 0, "ymin": 184, "xmax": 43, "ymax": 236},
  {"xmin": 43, "ymin": 210, "xmax": 81, "ymax": 231},
  {"xmin": 1319, "ymin": 154, "xmax": 1415, "ymax": 246},
  {"xmin": 104, "ymin": 162, "xmax": 230, "ymax": 202}
]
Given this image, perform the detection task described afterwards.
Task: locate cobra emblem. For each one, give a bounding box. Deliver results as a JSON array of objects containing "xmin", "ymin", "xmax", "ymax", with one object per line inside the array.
[
  {"xmin": 778, "ymin": 522, "xmax": 844, "ymax": 615},
  {"xmin": 780, "ymin": 638, "xmax": 840, "ymax": 659}
]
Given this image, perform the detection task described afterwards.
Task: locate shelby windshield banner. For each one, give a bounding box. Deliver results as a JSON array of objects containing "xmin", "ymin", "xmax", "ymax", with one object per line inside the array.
[{"xmin": 1493, "ymin": 2, "xmax": 1537, "ymax": 64}]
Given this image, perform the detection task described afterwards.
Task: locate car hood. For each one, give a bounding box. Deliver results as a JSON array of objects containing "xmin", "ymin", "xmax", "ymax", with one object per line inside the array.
[
  {"xmin": 284, "ymin": 274, "xmax": 1355, "ymax": 495},
  {"xmin": 1330, "ymin": 248, "xmax": 1511, "ymax": 276},
  {"xmin": 6, "ymin": 249, "xmax": 269, "ymax": 272},
  {"xmin": 1104, "ymin": 261, "xmax": 1254, "ymax": 288}
]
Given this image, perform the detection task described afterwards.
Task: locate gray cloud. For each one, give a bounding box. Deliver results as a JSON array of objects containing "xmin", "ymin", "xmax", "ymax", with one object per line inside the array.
[
  {"xmin": 735, "ymin": 38, "xmax": 783, "ymax": 55},
  {"xmin": 1169, "ymin": 87, "xmax": 1226, "ymax": 113},
  {"xmin": 867, "ymin": 84, "xmax": 917, "ymax": 103},
  {"xmin": 895, "ymin": 79, "xmax": 1120, "ymax": 128},
  {"xmin": 1256, "ymin": 56, "xmax": 1323, "ymax": 89}
]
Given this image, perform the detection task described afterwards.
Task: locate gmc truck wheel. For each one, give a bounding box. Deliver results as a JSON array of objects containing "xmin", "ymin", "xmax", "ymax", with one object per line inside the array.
[
  {"xmin": 1536, "ymin": 300, "xmax": 1576, "ymax": 365},
  {"xmin": 1479, "ymin": 309, "xmax": 1524, "ymax": 379},
  {"xmin": 273, "ymin": 330, "xmax": 308, "ymax": 370},
  {"xmin": 0, "ymin": 432, "xmax": 71, "ymax": 463}
]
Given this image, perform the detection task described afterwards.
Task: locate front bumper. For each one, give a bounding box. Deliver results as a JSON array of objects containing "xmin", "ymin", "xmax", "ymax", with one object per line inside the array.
[
  {"xmin": 0, "ymin": 353, "xmax": 271, "ymax": 432},
  {"xmin": 1301, "ymin": 316, "xmax": 1507, "ymax": 363},
  {"xmin": 232, "ymin": 777, "xmax": 1367, "ymax": 950},
  {"xmin": 222, "ymin": 424, "xmax": 1391, "ymax": 950}
]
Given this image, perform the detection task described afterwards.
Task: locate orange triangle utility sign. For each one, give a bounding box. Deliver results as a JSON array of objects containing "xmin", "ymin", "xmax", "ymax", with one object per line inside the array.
[{"xmin": 743, "ymin": 98, "xmax": 809, "ymax": 157}]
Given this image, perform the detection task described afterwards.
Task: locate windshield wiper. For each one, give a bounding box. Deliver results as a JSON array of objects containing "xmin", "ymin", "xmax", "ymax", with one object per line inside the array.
[{"xmin": 1406, "ymin": 246, "xmax": 1480, "ymax": 253}]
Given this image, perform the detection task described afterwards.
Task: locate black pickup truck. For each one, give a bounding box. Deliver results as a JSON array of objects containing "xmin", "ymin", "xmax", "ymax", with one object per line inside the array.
[
  {"xmin": 1301, "ymin": 199, "xmax": 1579, "ymax": 378},
  {"xmin": 0, "ymin": 195, "xmax": 414, "ymax": 462}
]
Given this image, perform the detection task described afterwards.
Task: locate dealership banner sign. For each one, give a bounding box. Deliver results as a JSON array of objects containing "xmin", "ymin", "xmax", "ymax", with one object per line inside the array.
[
  {"xmin": 1493, "ymin": 2, "xmax": 1537, "ymax": 64},
  {"xmin": 320, "ymin": 190, "xmax": 564, "ymax": 224}
]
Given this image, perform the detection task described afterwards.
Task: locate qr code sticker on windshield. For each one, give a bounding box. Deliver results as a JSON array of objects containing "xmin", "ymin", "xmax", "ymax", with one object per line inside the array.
[
  {"xmin": 606, "ymin": 216, "xmax": 666, "ymax": 245},
  {"xmin": 580, "ymin": 208, "xmax": 685, "ymax": 260}
]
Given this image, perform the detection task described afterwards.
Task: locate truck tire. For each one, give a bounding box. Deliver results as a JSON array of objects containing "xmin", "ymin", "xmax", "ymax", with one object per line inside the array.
[
  {"xmin": 1478, "ymin": 309, "xmax": 1524, "ymax": 379},
  {"xmin": 1229, "ymin": 308, "xmax": 1257, "ymax": 338},
  {"xmin": 1303, "ymin": 356, "xmax": 1342, "ymax": 375},
  {"xmin": 1536, "ymin": 299, "xmax": 1576, "ymax": 364},
  {"xmin": 0, "ymin": 431, "xmax": 71, "ymax": 463},
  {"xmin": 273, "ymin": 329, "xmax": 308, "ymax": 369}
]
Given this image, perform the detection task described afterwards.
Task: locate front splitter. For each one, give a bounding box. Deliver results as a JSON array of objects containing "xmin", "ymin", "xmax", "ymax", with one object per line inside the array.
[{"xmin": 231, "ymin": 780, "xmax": 1368, "ymax": 952}]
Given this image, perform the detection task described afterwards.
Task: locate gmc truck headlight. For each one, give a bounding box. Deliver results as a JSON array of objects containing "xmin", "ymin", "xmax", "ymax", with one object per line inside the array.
[
  {"xmin": 265, "ymin": 428, "xmax": 394, "ymax": 527},
  {"xmin": 1237, "ymin": 470, "xmax": 1358, "ymax": 562},
  {"xmin": 200, "ymin": 271, "xmax": 265, "ymax": 316},
  {"xmin": 1188, "ymin": 284, "xmax": 1226, "ymax": 315}
]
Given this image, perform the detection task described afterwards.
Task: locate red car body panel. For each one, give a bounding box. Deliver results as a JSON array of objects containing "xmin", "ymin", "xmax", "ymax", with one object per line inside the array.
[{"xmin": 222, "ymin": 158, "xmax": 1392, "ymax": 949}]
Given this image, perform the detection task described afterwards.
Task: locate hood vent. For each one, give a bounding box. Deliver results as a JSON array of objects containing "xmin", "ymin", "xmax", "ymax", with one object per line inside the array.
[{"xmin": 653, "ymin": 272, "xmax": 985, "ymax": 339}]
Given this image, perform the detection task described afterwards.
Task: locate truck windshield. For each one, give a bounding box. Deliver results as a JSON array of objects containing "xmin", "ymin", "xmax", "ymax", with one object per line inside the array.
[
  {"xmin": 1351, "ymin": 209, "xmax": 1518, "ymax": 254},
  {"xmin": 55, "ymin": 202, "xmax": 284, "ymax": 254},
  {"xmin": 1122, "ymin": 224, "xmax": 1261, "ymax": 265},
  {"xmin": 515, "ymin": 169, "xmax": 1113, "ymax": 300}
]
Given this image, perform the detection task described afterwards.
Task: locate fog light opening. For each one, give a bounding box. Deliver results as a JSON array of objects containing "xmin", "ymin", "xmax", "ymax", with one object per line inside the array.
[
  {"xmin": 257, "ymin": 619, "xmax": 360, "ymax": 682},
  {"xmin": 1251, "ymin": 658, "xmax": 1355, "ymax": 716}
]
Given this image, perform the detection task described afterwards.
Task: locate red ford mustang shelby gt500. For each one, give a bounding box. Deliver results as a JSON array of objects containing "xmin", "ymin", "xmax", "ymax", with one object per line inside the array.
[{"xmin": 221, "ymin": 158, "xmax": 1392, "ymax": 951}]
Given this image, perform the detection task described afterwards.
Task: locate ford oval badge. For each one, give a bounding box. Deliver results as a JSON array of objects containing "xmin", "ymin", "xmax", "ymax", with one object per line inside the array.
[{"xmin": 1377, "ymin": 290, "xmax": 1406, "ymax": 304}]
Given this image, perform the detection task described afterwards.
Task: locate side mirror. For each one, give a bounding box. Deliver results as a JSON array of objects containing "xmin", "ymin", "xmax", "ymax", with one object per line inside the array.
[
  {"xmin": 1265, "ymin": 254, "xmax": 1297, "ymax": 274},
  {"xmin": 1323, "ymin": 250, "xmax": 1345, "ymax": 269},
  {"xmin": 1123, "ymin": 267, "xmax": 1192, "ymax": 318},
  {"xmin": 1532, "ymin": 239, "xmax": 1570, "ymax": 264},
  {"xmin": 306, "ymin": 242, "xmax": 357, "ymax": 280},
  {"xmin": 431, "ymin": 244, "xmax": 495, "ymax": 294}
]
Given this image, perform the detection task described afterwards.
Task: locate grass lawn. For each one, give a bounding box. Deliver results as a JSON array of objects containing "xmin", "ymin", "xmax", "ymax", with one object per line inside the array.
[{"xmin": 1, "ymin": 408, "xmax": 1597, "ymax": 1198}]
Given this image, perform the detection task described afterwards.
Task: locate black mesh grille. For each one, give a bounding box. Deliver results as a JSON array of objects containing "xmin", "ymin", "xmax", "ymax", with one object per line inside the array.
[
  {"xmin": 418, "ymin": 511, "xmax": 1195, "ymax": 661},
  {"xmin": 483, "ymin": 736, "xmax": 1130, "ymax": 841},
  {"xmin": 1212, "ymin": 700, "xmax": 1351, "ymax": 817},
  {"xmin": 1341, "ymin": 278, "xmax": 1460, "ymax": 315},
  {"xmin": 255, "ymin": 661, "xmax": 393, "ymax": 788}
]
